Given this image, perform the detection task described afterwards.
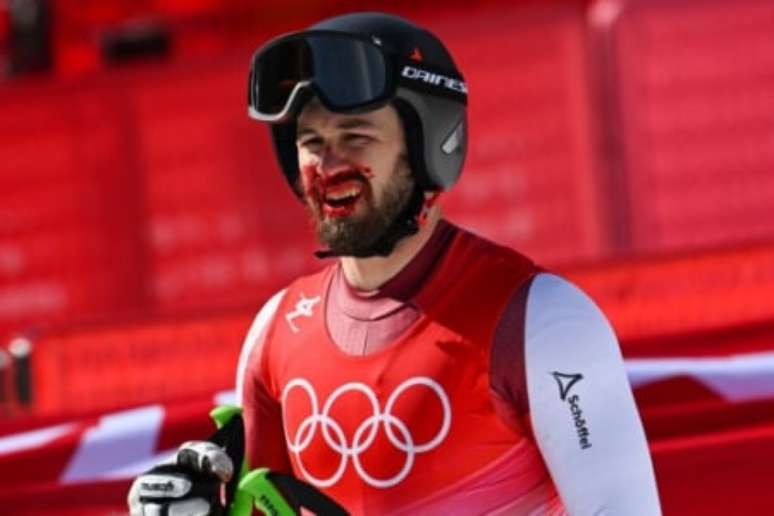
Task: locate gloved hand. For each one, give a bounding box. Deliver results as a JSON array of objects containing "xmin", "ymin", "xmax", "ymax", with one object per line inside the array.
[
  {"xmin": 128, "ymin": 440, "xmax": 235, "ymax": 516},
  {"xmin": 127, "ymin": 405, "xmax": 347, "ymax": 516}
]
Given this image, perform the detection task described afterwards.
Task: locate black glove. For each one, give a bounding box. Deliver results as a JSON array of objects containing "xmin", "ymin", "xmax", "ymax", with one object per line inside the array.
[{"xmin": 128, "ymin": 440, "xmax": 234, "ymax": 516}]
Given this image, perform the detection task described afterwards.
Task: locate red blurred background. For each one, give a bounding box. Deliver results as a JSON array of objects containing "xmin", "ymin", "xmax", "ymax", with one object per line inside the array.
[{"xmin": 0, "ymin": 0, "xmax": 773, "ymax": 514}]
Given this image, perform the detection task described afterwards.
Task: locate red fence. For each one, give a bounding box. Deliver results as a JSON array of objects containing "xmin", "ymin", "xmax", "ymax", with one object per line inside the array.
[{"xmin": 566, "ymin": 241, "xmax": 774, "ymax": 344}]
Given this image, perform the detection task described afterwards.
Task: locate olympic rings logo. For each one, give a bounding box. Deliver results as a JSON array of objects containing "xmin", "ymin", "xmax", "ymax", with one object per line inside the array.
[{"xmin": 281, "ymin": 377, "xmax": 452, "ymax": 489}]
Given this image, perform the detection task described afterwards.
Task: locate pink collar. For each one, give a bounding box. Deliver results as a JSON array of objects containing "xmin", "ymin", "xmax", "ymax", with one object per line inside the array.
[{"xmin": 331, "ymin": 220, "xmax": 456, "ymax": 321}]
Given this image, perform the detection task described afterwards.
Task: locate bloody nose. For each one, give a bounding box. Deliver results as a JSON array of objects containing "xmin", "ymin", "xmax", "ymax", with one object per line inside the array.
[{"xmin": 319, "ymin": 146, "xmax": 351, "ymax": 178}]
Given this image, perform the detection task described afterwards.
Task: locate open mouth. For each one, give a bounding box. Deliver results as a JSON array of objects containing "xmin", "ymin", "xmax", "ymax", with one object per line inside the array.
[{"xmin": 319, "ymin": 173, "xmax": 368, "ymax": 216}]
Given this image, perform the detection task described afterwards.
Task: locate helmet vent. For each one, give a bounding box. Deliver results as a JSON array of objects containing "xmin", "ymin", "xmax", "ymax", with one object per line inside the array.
[{"xmin": 442, "ymin": 121, "xmax": 464, "ymax": 155}]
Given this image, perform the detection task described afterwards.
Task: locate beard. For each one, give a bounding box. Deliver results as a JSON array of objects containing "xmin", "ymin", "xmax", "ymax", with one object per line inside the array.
[{"xmin": 303, "ymin": 157, "xmax": 415, "ymax": 257}]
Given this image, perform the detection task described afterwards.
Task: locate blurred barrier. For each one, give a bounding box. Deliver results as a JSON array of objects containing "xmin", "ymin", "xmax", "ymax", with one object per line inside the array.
[
  {"xmin": 0, "ymin": 239, "xmax": 772, "ymax": 510},
  {"xmin": 651, "ymin": 417, "xmax": 774, "ymax": 515},
  {"xmin": 49, "ymin": 0, "xmax": 255, "ymax": 75},
  {"xmin": 0, "ymin": 393, "xmax": 221, "ymax": 516},
  {"xmin": 9, "ymin": 310, "xmax": 253, "ymax": 418},
  {"xmin": 0, "ymin": 239, "xmax": 769, "ymax": 419},
  {"xmin": 0, "ymin": 372, "xmax": 773, "ymax": 515},
  {"xmin": 0, "ymin": 479, "xmax": 133, "ymax": 516},
  {"xmin": 45, "ymin": 0, "xmax": 495, "ymax": 76},
  {"xmin": 565, "ymin": 241, "xmax": 774, "ymax": 343}
]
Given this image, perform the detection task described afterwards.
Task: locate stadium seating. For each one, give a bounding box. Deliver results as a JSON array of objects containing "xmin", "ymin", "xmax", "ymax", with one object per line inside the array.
[
  {"xmin": 0, "ymin": 0, "xmax": 609, "ymax": 340},
  {"xmin": 0, "ymin": 79, "xmax": 148, "ymax": 339},
  {"xmin": 1, "ymin": 1, "xmax": 773, "ymax": 514},
  {"xmin": 0, "ymin": 5, "xmax": 9, "ymax": 75},
  {"xmin": 594, "ymin": 0, "xmax": 774, "ymax": 253},
  {"xmin": 128, "ymin": 55, "xmax": 318, "ymax": 313},
  {"xmin": 435, "ymin": 2, "xmax": 611, "ymax": 265}
]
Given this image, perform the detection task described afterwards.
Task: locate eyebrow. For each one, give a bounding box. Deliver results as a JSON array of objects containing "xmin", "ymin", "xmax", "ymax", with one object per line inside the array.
[
  {"xmin": 297, "ymin": 117, "xmax": 377, "ymax": 138},
  {"xmin": 337, "ymin": 118, "xmax": 376, "ymax": 130}
]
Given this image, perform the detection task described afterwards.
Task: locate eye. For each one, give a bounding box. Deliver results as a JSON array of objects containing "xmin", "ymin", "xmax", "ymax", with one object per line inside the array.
[
  {"xmin": 298, "ymin": 136, "xmax": 324, "ymax": 150},
  {"xmin": 344, "ymin": 133, "xmax": 374, "ymax": 146}
]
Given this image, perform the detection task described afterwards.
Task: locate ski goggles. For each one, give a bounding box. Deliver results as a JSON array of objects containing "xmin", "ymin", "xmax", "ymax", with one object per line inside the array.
[{"xmin": 247, "ymin": 30, "xmax": 467, "ymax": 123}]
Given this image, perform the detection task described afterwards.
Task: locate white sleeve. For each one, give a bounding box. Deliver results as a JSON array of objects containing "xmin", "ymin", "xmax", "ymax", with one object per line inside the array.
[
  {"xmin": 234, "ymin": 289, "xmax": 286, "ymax": 406},
  {"xmin": 524, "ymin": 273, "xmax": 661, "ymax": 515}
]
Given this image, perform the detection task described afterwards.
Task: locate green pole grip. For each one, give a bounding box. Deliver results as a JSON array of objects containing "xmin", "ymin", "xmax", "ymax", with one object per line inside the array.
[
  {"xmin": 228, "ymin": 461, "xmax": 254, "ymax": 516},
  {"xmin": 210, "ymin": 404, "xmax": 243, "ymax": 429},
  {"xmin": 208, "ymin": 405, "xmax": 255, "ymax": 516},
  {"xmin": 239, "ymin": 468, "xmax": 297, "ymax": 516}
]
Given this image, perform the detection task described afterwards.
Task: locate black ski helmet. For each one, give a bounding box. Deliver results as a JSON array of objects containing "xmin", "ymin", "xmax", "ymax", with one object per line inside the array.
[{"xmin": 248, "ymin": 11, "xmax": 468, "ymax": 195}]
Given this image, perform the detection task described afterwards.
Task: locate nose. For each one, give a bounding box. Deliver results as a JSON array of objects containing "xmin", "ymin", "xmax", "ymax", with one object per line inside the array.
[{"xmin": 318, "ymin": 145, "xmax": 351, "ymax": 177}]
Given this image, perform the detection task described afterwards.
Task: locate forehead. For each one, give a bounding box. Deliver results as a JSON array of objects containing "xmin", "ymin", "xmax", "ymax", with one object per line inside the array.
[{"xmin": 296, "ymin": 99, "xmax": 402, "ymax": 135}]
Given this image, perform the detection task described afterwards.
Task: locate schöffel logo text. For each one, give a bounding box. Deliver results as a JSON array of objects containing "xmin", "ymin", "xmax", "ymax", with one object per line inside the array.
[
  {"xmin": 401, "ymin": 66, "xmax": 468, "ymax": 94},
  {"xmin": 551, "ymin": 372, "xmax": 592, "ymax": 450},
  {"xmin": 567, "ymin": 393, "xmax": 592, "ymax": 450}
]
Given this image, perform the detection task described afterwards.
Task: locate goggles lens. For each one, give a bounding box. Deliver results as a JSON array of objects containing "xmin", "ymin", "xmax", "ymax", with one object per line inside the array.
[{"xmin": 251, "ymin": 34, "xmax": 389, "ymax": 120}]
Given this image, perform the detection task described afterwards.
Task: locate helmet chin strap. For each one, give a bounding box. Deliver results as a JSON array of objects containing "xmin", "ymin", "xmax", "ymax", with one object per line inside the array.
[{"xmin": 314, "ymin": 185, "xmax": 437, "ymax": 259}]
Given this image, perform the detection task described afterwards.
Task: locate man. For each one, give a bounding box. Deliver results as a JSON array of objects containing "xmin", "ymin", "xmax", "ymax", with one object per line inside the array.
[{"xmin": 131, "ymin": 11, "xmax": 661, "ymax": 515}]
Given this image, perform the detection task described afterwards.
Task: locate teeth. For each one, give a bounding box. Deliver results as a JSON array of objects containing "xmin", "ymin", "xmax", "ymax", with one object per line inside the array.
[{"xmin": 325, "ymin": 186, "xmax": 361, "ymax": 202}]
